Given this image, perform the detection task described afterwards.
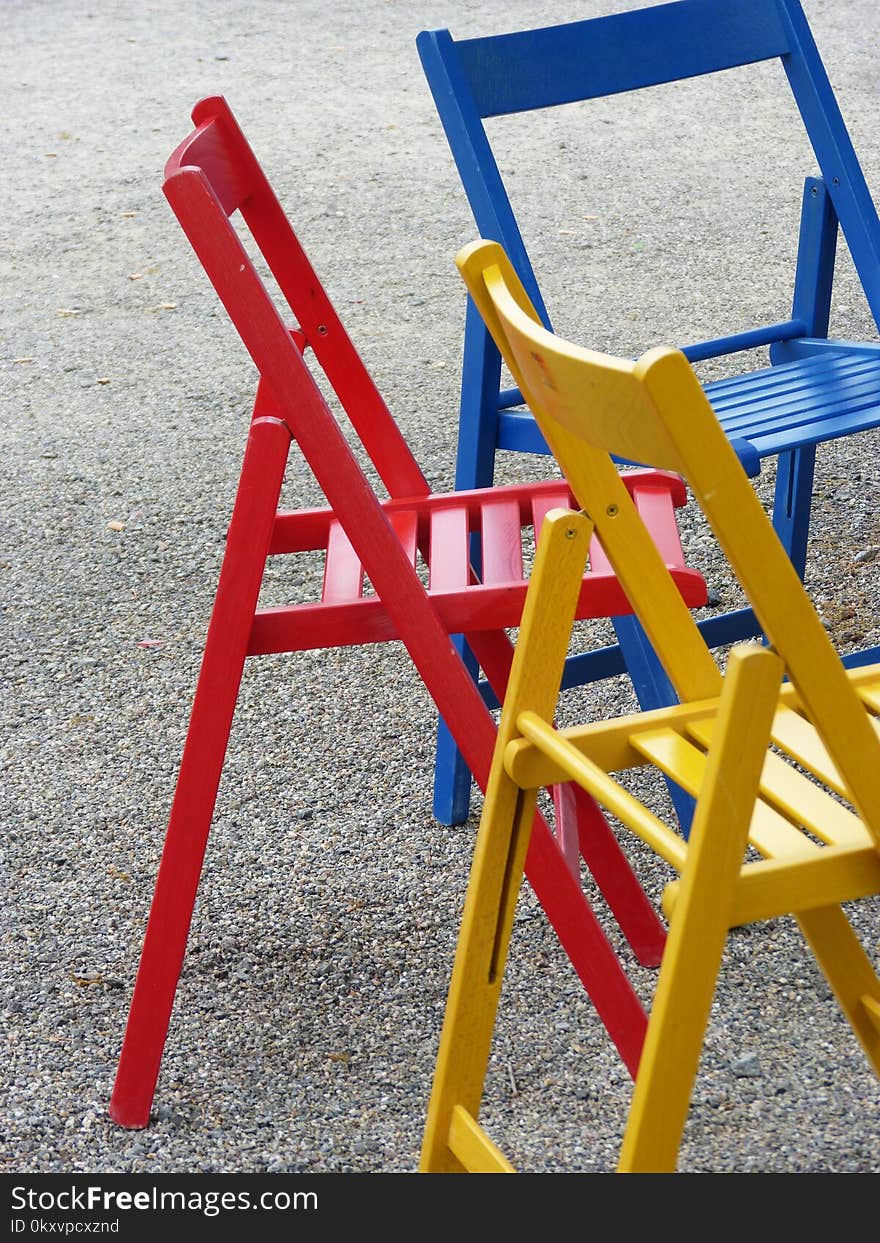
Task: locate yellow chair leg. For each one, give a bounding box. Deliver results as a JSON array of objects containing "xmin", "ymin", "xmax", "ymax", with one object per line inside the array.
[
  {"xmin": 795, "ymin": 904, "xmax": 880, "ymax": 1074},
  {"xmin": 618, "ymin": 645, "xmax": 784, "ymax": 1173}
]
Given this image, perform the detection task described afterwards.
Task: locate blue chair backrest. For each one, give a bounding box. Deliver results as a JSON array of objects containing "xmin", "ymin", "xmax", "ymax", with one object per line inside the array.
[{"xmin": 417, "ymin": 0, "xmax": 880, "ymax": 330}]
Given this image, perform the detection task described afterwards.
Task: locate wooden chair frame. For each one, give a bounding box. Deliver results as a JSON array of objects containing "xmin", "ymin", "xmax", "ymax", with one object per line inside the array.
[{"xmin": 107, "ymin": 97, "xmax": 709, "ymax": 1130}]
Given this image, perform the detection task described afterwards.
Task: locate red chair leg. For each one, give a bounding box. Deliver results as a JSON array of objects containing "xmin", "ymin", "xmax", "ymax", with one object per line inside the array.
[
  {"xmin": 110, "ymin": 417, "xmax": 291, "ymax": 1128},
  {"xmin": 573, "ymin": 785, "xmax": 665, "ymax": 967},
  {"xmin": 553, "ymin": 781, "xmax": 583, "ymax": 878},
  {"xmin": 466, "ymin": 627, "xmax": 667, "ymax": 969},
  {"xmin": 523, "ymin": 811, "xmax": 647, "ymax": 1078},
  {"xmin": 553, "ymin": 787, "xmax": 665, "ymax": 974}
]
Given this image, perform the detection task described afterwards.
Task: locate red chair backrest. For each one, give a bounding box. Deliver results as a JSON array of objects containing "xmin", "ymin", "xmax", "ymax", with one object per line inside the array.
[{"xmin": 163, "ymin": 95, "xmax": 429, "ymax": 501}]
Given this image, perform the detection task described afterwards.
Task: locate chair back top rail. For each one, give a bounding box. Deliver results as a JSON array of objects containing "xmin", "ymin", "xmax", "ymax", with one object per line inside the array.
[{"xmin": 450, "ymin": 0, "xmax": 787, "ymax": 115}]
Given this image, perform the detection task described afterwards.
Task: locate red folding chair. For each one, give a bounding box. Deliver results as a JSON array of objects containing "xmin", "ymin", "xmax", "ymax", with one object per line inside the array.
[{"xmin": 108, "ymin": 96, "xmax": 707, "ymax": 1130}]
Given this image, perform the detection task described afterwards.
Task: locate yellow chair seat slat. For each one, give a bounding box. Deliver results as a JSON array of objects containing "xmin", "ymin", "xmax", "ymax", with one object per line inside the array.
[
  {"xmin": 631, "ymin": 728, "xmax": 816, "ymax": 862},
  {"xmin": 853, "ymin": 671, "xmax": 880, "ymax": 714},
  {"xmin": 769, "ymin": 704, "xmax": 847, "ymax": 797},
  {"xmin": 447, "ymin": 1105, "xmax": 515, "ymax": 1174},
  {"xmin": 687, "ymin": 718, "xmax": 866, "ymax": 848},
  {"xmin": 513, "ymin": 712, "xmax": 687, "ymax": 870},
  {"xmin": 773, "ymin": 664, "xmax": 880, "ymax": 709},
  {"xmin": 504, "ymin": 697, "xmax": 723, "ymax": 789},
  {"xmin": 850, "ymin": 666, "xmax": 880, "ymax": 690}
]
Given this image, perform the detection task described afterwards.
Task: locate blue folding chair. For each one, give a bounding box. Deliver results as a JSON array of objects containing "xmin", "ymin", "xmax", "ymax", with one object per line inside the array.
[{"xmin": 418, "ymin": 0, "xmax": 880, "ymax": 827}]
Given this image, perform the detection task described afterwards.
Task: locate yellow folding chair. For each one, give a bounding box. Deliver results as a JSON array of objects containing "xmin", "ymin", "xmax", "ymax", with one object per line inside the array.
[{"xmin": 420, "ymin": 239, "xmax": 880, "ymax": 1174}]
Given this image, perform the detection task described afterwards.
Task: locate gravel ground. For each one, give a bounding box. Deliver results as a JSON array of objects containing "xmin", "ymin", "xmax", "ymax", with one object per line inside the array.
[{"xmin": 2, "ymin": 0, "xmax": 879, "ymax": 1177}]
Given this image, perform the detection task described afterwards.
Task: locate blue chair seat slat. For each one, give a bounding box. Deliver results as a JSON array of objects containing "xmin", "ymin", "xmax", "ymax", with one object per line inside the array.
[
  {"xmin": 717, "ymin": 387, "xmax": 880, "ymax": 441},
  {"xmin": 495, "ymin": 354, "xmax": 880, "ymax": 466},
  {"xmin": 773, "ymin": 338, "xmax": 880, "ymax": 361},
  {"xmin": 496, "ymin": 411, "xmax": 551, "ymax": 456},
  {"xmin": 702, "ymin": 349, "xmax": 853, "ymax": 397},
  {"xmin": 710, "ymin": 359, "xmax": 880, "ymax": 424},
  {"xmin": 747, "ymin": 407, "xmax": 880, "ymax": 457}
]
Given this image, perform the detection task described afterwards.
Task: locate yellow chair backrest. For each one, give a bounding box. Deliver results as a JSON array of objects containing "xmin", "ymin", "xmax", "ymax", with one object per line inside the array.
[{"xmin": 457, "ymin": 239, "xmax": 880, "ymax": 841}]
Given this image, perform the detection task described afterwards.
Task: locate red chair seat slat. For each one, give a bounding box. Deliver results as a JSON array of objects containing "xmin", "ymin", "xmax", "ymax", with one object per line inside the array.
[
  {"xmin": 389, "ymin": 508, "xmax": 419, "ymax": 570},
  {"xmin": 429, "ymin": 505, "xmax": 470, "ymax": 591},
  {"xmin": 253, "ymin": 476, "xmax": 705, "ymax": 654},
  {"xmin": 631, "ymin": 480, "xmax": 691, "ymax": 569},
  {"xmin": 250, "ymin": 570, "xmax": 705, "ymax": 656},
  {"xmin": 267, "ymin": 471, "xmax": 687, "ymax": 553},
  {"xmin": 587, "ymin": 532, "xmax": 613, "ymax": 578},
  {"xmin": 322, "ymin": 520, "xmax": 365, "ymax": 602},
  {"xmin": 479, "ymin": 497, "xmax": 524, "ymax": 584},
  {"xmin": 530, "ymin": 489, "xmax": 571, "ymax": 541}
]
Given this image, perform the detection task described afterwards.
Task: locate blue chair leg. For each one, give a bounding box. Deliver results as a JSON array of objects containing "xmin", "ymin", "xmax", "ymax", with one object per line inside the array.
[
  {"xmin": 433, "ymin": 636, "xmax": 481, "ymax": 825},
  {"xmin": 769, "ymin": 177, "xmax": 833, "ymax": 581},
  {"xmin": 432, "ymin": 303, "xmax": 503, "ymax": 826},
  {"xmin": 611, "ymin": 614, "xmax": 697, "ymax": 832},
  {"xmin": 772, "ymin": 445, "xmax": 816, "ymax": 581}
]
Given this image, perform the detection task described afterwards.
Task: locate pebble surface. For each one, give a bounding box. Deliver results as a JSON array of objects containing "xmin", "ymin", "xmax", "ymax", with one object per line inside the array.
[{"xmin": 2, "ymin": 0, "xmax": 879, "ymax": 1176}]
